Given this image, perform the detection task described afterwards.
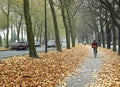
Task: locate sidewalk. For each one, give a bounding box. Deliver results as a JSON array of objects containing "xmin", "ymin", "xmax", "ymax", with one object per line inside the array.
[{"xmin": 58, "ymin": 46, "xmax": 103, "ymax": 87}]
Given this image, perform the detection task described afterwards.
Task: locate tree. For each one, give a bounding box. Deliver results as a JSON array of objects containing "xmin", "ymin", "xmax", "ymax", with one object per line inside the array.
[
  {"xmin": 111, "ymin": 22, "xmax": 117, "ymax": 51},
  {"xmin": 0, "ymin": 13, "xmax": 7, "ymax": 29},
  {"xmin": 59, "ymin": 0, "xmax": 70, "ymax": 49},
  {"xmin": 79, "ymin": 0, "xmax": 101, "ymax": 45},
  {"xmin": 9, "ymin": 0, "xmax": 24, "ymax": 42},
  {"xmin": 23, "ymin": 0, "xmax": 39, "ymax": 58},
  {"xmin": 59, "ymin": 0, "xmax": 81, "ymax": 47},
  {"xmin": 99, "ymin": 0, "xmax": 120, "ymax": 55},
  {"xmin": 0, "ymin": 0, "xmax": 11, "ymax": 48},
  {"xmin": 48, "ymin": 0, "xmax": 62, "ymax": 52},
  {"xmin": 0, "ymin": 35, "xmax": 2, "ymax": 46}
]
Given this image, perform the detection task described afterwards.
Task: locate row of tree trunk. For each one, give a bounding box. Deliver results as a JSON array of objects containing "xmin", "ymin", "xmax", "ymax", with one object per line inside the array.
[
  {"xmin": 23, "ymin": 0, "xmax": 77, "ymax": 58},
  {"xmin": 90, "ymin": 0, "xmax": 120, "ymax": 55}
]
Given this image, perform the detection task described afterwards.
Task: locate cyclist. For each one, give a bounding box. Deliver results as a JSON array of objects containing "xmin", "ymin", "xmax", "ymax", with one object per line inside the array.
[{"xmin": 92, "ymin": 40, "xmax": 98, "ymax": 53}]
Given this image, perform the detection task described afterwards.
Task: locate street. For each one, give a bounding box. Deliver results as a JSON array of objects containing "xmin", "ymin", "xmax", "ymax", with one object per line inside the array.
[{"xmin": 0, "ymin": 46, "xmax": 56, "ymax": 59}]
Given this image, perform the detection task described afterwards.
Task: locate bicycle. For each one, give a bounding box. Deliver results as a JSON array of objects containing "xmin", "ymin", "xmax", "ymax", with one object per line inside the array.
[{"xmin": 93, "ymin": 48, "xmax": 97, "ymax": 58}]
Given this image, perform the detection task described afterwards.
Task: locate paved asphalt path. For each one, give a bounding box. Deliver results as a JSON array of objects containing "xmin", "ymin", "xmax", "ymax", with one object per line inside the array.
[{"xmin": 58, "ymin": 46, "xmax": 103, "ymax": 87}]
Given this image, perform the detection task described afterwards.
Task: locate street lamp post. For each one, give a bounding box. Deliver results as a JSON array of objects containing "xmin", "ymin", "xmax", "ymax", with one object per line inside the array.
[{"xmin": 45, "ymin": 0, "xmax": 47, "ymax": 53}]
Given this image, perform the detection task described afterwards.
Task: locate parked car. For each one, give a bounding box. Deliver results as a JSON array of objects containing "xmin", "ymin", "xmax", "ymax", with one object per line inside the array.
[
  {"xmin": 9, "ymin": 42, "xmax": 29, "ymax": 50},
  {"xmin": 47, "ymin": 40, "xmax": 56, "ymax": 47},
  {"xmin": 47, "ymin": 40, "xmax": 62, "ymax": 47},
  {"xmin": 35, "ymin": 42, "xmax": 41, "ymax": 47}
]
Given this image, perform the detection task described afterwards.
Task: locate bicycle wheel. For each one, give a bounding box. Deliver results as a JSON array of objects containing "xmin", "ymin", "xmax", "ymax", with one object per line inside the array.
[{"xmin": 93, "ymin": 48, "xmax": 97, "ymax": 58}]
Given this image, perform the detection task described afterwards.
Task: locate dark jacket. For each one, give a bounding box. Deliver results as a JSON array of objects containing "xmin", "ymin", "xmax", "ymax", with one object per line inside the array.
[{"xmin": 92, "ymin": 42, "xmax": 98, "ymax": 48}]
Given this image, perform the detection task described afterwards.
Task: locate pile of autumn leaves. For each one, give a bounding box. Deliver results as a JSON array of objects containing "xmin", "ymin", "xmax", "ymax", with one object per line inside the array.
[
  {"xmin": 0, "ymin": 45, "xmax": 89, "ymax": 87},
  {"xmin": 89, "ymin": 48, "xmax": 120, "ymax": 87}
]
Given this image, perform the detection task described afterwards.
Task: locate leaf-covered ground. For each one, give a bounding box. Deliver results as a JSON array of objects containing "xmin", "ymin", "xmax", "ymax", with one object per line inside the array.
[
  {"xmin": 89, "ymin": 47, "xmax": 120, "ymax": 87},
  {"xmin": 0, "ymin": 45, "xmax": 120, "ymax": 87},
  {"xmin": 0, "ymin": 44, "xmax": 89, "ymax": 87}
]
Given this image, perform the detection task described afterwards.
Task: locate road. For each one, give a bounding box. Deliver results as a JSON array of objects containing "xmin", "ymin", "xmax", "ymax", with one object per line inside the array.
[
  {"xmin": 0, "ymin": 46, "xmax": 56, "ymax": 59},
  {"xmin": 0, "ymin": 42, "xmax": 67, "ymax": 59}
]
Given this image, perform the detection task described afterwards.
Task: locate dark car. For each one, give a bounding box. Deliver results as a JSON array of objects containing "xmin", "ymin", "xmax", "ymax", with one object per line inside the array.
[{"xmin": 9, "ymin": 42, "xmax": 29, "ymax": 50}]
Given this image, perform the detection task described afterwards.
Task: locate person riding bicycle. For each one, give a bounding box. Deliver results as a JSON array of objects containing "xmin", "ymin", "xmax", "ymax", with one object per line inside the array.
[{"xmin": 92, "ymin": 40, "xmax": 98, "ymax": 53}]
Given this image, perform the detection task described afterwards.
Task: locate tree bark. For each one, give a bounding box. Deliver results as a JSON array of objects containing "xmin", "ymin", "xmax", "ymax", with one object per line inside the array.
[
  {"xmin": 99, "ymin": 8, "xmax": 105, "ymax": 47},
  {"xmin": 49, "ymin": 0, "xmax": 62, "ymax": 52},
  {"xmin": 112, "ymin": 22, "xmax": 116, "ymax": 51},
  {"xmin": 59, "ymin": 0, "xmax": 70, "ymax": 49},
  {"xmin": 23, "ymin": 0, "xmax": 39, "ymax": 58},
  {"xmin": 106, "ymin": 24, "xmax": 111, "ymax": 49},
  {"xmin": 5, "ymin": 0, "xmax": 10, "ymax": 48},
  {"xmin": 118, "ymin": 29, "xmax": 120, "ymax": 55},
  {"xmin": 66, "ymin": 9, "xmax": 75, "ymax": 47},
  {"xmin": 100, "ymin": 23, "xmax": 105, "ymax": 47}
]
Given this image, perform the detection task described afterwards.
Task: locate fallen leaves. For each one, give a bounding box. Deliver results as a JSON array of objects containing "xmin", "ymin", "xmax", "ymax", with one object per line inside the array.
[
  {"xmin": 89, "ymin": 48, "xmax": 120, "ymax": 87},
  {"xmin": 0, "ymin": 44, "xmax": 89, "ymax": 87}
]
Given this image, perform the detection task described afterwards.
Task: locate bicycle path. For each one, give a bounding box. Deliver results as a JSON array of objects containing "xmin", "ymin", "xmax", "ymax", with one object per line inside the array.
[{"xmin": 58, "ymin": 46, "xmax": 103, "ymax": 87}]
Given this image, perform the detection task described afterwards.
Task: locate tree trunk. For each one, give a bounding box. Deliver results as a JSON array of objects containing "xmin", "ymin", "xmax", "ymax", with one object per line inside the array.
[
  {"xmin": 49, "ymin": 0, "xmax": 62, "ymax": 52},
  {"xmin": 17, "ymin": 16, "xmax": 23, "ymax": 42},
  {"xmin": 39, "ymin": 26, "xmax": 43, "ymax": 45},
  {"xmin": 101, "ymin": 27, "xmax": 105, "ymax": 47},
  {"xmin": 100, "ymin": 20, "xmax": 105, "ymax": 47},
  {"xmin": 112, "ymin": 23, "xmax": 116, "ymax": 51},
  {"xmin": 23, "ymin": 0, "xmax": 39, "ymax": 58},
  {"xmin": 118, "ymin": 29, "xmax": 120, "ymax": 55},
  {"xmin": 99, "ymin": 6, "xmax": 105, "ymax": 47},
  {"xmin": 106, "ymin": 24, "xmax": 111, "ymax": 49},
  {"xmin": 0, "ymin": 35, "xmax": 2, "ymax": 46},
  {"xmin": 59, "ymin": 0, "xmax": 70, "ymax": 49},
  {"xmin": 5, "ymin": 0, "xmax": 10, "ymax": 48},
  {"xmin": 66, "ymin": 9, "xmax": 76, "ymax": 47},
  {"xmin": 94, "ymin": 21, "xmax": 101, "ymax": 47}
]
